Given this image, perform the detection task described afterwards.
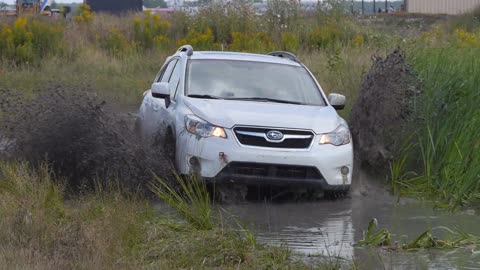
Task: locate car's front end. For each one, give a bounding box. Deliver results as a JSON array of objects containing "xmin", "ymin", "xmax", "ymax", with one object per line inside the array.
[
  {"xmin": 144, "ymin": 49, "xmax": 354, "ymax": 191},
  {"xmin": 175, "ymin": 96, "xmax": 353, "ymax": 191}
]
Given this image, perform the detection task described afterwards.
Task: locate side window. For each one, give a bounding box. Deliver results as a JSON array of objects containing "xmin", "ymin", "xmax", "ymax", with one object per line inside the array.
[
  {"xmin": 168, "ymin": 61, "xmax": 182, "ymax": 100},
  {"xmin": 157, "ymin": 59, "xmax": 178, "ymax": 83}
]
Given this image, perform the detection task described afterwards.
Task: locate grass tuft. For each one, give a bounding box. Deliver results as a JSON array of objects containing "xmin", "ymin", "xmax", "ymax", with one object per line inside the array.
[{"xmin": 150, "ymin": 174, "xmax": 214, "ymax": 230}]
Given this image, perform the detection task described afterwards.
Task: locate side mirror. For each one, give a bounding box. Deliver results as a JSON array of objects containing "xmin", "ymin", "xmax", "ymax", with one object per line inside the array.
[
  {"xmin": 151, "ymin": 82, "xmax": 171, "ymax": 107},
  {"xmin": 151, "ymin": 82, "xmax": 170, "ymax": 99},
  {"xmin": 328, "ymin": 93, "xmax": 346, "ymax": 110}
]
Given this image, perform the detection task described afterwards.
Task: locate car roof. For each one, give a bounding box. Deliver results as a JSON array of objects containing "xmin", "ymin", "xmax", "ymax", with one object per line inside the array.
[{"xmin": 188, "ymin": 51, "xmax": 302, "ymax": 67}]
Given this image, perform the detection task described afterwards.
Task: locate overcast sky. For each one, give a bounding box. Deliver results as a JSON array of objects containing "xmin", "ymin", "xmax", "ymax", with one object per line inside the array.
[
  {"xmin": 2, "ymin": 0, "xmax": 82, "ymax": 4},
  {"xmin": 2, "ymin": 0, "xmax": 389, "ymax": 5}
]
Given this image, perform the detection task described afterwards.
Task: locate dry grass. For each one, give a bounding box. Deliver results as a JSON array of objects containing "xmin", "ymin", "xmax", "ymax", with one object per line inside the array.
[{"xmin": 0, "ymin": 162, "xmax": 340, "ymax": 269}]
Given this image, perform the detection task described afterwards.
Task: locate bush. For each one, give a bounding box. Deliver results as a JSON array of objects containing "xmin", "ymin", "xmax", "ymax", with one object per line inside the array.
[
  {"xmin": 133, "ymin": 11, "xmax": 170, "ymax": 50},
  {"xmin": 0, "ymin": 18, "xmax": 64, "ymax": 65},
  {"xmin": 280, "ymin": 32, "xmax": 299, "ymax": 52},
  {"xmin": 74, "ymin": 4, "xmax": 94, "ymax": 24},
  {"xmin": 176, "ymin": 28, "xmax": 218, "ymax": 50},
  {"xmin": 453, "ymin": 29, "xmax": 480, "ymax": 48},
  {"xmin": 306, "ymin": 23, "xmax": 341, "ymax": 48},
  {"xmin": 229, "ymin": 31, "xmax": 274, "ymax": 52},
  {"xmin": 102, "ymin": 29, "xmax": 133, "ymax": 57}
]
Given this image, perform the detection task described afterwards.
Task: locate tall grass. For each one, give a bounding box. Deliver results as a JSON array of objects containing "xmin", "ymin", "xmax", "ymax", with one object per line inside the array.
[
  {"xmin": 0, "ymin": 161, "xmax": 331, "ymax": 269},
  {"xmin": 393, "ymin": 47, "xmax": 480, "ymax": 208},
  {"xmin": 150, "ymin": 174, "xmax": 214, "ymax": 230}
]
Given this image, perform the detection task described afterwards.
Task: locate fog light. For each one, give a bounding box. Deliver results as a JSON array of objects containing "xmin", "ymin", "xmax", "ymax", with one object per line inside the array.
[
  {"xmin": 341, "ymin": 166, "xmax": 349, "ymax": 175},
  {"xmin": 189, "ymin": 156, "xmax": 200, "ymax": 167},
  {"xmin": 188, "ymin": 156, "xmax": 201, "ymax": 174}
]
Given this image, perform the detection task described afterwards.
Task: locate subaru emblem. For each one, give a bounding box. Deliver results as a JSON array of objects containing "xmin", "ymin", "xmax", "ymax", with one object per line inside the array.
[{"xmin": 266, "ymin": 130, "xmax": 284, "ymax": 141}]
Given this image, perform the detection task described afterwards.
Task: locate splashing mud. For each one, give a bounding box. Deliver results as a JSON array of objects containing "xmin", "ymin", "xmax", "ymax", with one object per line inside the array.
[
  {"xmin": 349, "ymin": 49, "xmax": 421, "ymax": 171},
  {"xmin": 0, "ymin": 86, "xmax": 172, "ymax": 192}
]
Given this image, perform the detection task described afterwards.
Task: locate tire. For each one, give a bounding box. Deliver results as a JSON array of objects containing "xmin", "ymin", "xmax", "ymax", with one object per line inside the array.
[
  {"xmin": 163, "ymin": 129, "xmax": 176, "ymax": 168},
  {"xmin": 324, "ymin": 187, "xmax": 350, "ymax": 199},
  {"xmin": 134, "ymin": 118, "xmax": 142, "ymax": 138}
]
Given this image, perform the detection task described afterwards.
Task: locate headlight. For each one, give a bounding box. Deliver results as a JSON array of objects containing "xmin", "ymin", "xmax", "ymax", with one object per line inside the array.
[
  {"xmin": 319, "ymin": 124, "xmax": 351, "ymax": 146},
  {"xmin": 184, "ymin": 115, "xmax": 226, "ymax": 138}
]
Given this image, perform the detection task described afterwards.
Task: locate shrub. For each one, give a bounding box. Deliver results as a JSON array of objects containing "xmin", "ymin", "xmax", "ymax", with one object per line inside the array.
[
  {"xmin": 0, "ymin": 18, "xmax": 64, "ymax": 65},
  {"xmin": 229, "ymin": 31, "xmax": 274, "ymax": 52},
  {"xmin": 306, "ymin": 23, "xmax": 341, "ymax": 48},
  {"xmin": 133, "ymin": 11, "xmax": 170, "ymax": 50},
  {"xmin": 280, "ymin": 32, "xmax": 299, "ymax": 52},
  {"xmin": 352, "ymin": 34, "xmax": 364, "ymax": 47},
  {"xmin": 74, "ymin": 4, "xmax": 94, "ymax": 24},
  {"xmin": 453, "ymin": 29, "xmax": 480, "ymax": 48},
  {"xmin": 176, "ymin": 28, "xmax": 218, "ymax": 50},
  {"xmin": 102, "ymin": 29, "xmax": 132, "ymax": 57}
]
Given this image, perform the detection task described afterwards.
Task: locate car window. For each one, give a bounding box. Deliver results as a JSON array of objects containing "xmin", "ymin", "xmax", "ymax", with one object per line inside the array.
[
  {"xmin": 168, "ymin": 61, "xmax": 182, "ymax": 100},
  {"xmin": 158, "ymin": 59, "xmax": 178, "ymax": 83},
  {"xmin": 186, "ymin": 60, "xmax": 326, "ymax": 106}
]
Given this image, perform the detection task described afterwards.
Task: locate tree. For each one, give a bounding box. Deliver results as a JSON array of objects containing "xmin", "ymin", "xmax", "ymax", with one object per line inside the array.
[
  {"xmin": 0, "ymin": 2, "xmax": 8, "ymax": 10},
  {"xmin": 143, "ymin": 0, "xmax": 167, "ymax": 8},
  {"xmin": 50, "ymin": 0, "xmax": 59, "ymax": 9}
]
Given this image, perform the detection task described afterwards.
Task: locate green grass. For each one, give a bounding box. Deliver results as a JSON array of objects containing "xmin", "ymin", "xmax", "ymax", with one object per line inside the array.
[
  {"xmin": 0, "ymin": 161, "xmax": 349, "ymax": 269},
  {"xmin": 150, "ymin": 173, "xmax": 214, "ymax": 230},
  {"xmin": 392, "ymin": 47, "xmax": 480, "ymax": 208},
  {"xmin": 356, "ymin": 219, "xmax": 480, "ymax": 251}
]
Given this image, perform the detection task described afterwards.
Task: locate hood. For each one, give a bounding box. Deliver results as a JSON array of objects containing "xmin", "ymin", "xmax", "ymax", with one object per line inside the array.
[{"xmin": 183, "ymin": 98, "xmax": 342, "ymax": 134}]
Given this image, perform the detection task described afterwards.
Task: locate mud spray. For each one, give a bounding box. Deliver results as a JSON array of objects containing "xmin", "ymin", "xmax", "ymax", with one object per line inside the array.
[
  {"xmin": 350, "ymin": 49, "xmax": 421, "ymax": 195},
  {"xmin": 0, "ymin": 86, "xmax": 172, "ymax": 193}
]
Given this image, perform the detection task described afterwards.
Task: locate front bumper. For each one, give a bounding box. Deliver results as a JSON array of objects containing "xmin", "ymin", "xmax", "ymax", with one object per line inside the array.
[{"xmin": 176, "ymin": 129, "xmax": 353, "ymax": 189}]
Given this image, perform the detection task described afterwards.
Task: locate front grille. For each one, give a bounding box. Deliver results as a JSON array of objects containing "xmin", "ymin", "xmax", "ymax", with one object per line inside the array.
[
  {"xmin": 233, "ymin": 127, "xmax": 314, "ymax": 149},
  {"xmin": 220, "ymin": 162, "xmax": 323, "ymax": 180}
]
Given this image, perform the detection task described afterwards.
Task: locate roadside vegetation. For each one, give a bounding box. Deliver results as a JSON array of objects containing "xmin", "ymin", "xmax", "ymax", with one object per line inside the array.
[
  {"xmin": 1, "ymin": 1, "xmax": 480, "ymax": 267},
  {"xmin": 356, "ymin": 219, "xmax": 480, "ymax": 251},
  {"xmin": 0, "ymin": 162, "xmax": 338, "ymax": 269}
]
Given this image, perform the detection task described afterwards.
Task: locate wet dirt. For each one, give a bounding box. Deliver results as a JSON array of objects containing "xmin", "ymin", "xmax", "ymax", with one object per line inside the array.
[
  {"xmin": 224, "ymin": 175, "xmax": 480, "ymax": 269},
  {"xmin": 350, "ymin": 49, "xmax": 421, "ymax": 171}
]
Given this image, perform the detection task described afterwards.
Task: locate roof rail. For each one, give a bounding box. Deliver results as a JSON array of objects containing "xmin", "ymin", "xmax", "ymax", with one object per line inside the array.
[
  {"xmin": 267, "ymin": 51, "xmax": 300, "ymax": 63},
  {"xmin": 178, "ymin": 45, "xmax": 193, "ymax": 56}
]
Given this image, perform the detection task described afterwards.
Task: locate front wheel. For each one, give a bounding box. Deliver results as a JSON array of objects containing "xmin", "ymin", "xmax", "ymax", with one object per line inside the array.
[
  {"xmin": 163, "ymin": 130, "xmax": 176, "ymax": 169},
  {"xmin": 324, "ymin": 187, "xmax": 350, "ymax": 199}
]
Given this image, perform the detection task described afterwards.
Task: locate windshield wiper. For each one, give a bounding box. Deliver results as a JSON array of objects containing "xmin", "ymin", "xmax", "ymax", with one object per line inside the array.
[
  {"xmin": 187, "ymin": 94, "xmax": 222, "ymax": 99},
  {"xmin": 226, "ymin": 97, "xmax": 304, "ymax": 105}
]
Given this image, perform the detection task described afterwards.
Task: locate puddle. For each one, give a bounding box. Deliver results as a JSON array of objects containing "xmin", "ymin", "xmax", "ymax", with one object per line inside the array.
[{"xmin": 224, "ymin": 190, "xmax": 480, "ymax": 269}]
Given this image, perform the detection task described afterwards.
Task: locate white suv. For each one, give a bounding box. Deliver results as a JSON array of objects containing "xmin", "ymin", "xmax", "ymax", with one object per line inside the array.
[{"xmin": 136, "ymin": 45, "xmax": 353, "ymax": 194}]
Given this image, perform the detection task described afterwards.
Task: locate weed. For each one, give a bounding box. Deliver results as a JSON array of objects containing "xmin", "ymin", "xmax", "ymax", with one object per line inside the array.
[
  {"xmin": 356, "ymin": 219, "xmax": 480, "ymax": 251},
  {"xmin": 150, "ymin": 174, "xmax": 214, "ymax": 230},
  {"xmin": 74, "ymin": 4, "xmax": 94, "ymax": 24}
]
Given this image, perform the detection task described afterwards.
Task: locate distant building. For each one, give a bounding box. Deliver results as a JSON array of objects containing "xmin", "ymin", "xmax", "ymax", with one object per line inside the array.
[
  {"xmin": 406, "ymin": 0, "xmax": 480, "ymax": 15},
  {"xmin": 84, "ymin": 0, "xmax": 142, "ymax": 14}
]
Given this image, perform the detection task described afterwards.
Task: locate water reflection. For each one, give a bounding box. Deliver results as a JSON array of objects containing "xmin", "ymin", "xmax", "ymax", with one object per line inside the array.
[{"xmin": 225, "ymin": 191, "xmax": 480, "ymax": 269}]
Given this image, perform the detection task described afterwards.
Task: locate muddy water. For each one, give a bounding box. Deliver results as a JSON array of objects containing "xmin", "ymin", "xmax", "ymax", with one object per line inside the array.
[{"xmin": 225, "ymin": 187, "xmax": 480, "ymax": 269}]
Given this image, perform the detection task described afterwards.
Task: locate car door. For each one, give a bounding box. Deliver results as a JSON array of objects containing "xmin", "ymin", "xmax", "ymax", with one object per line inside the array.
[
  {"xmin": 161, "ymin": 57, "xmax": 184, "ymax": 138},
  {"xmin": 143, "ymin": 58, "xmax": 178, "ymax": 139}
]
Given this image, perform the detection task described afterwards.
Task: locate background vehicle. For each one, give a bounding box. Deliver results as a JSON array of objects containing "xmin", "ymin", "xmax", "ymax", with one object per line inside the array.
[
  {"xmin": 16, "ymin": 0, "xmax": 53, "ymax": 16},
  {"xmin": 136, "ymin": 45, "xmax": 353, "ymax": 194}
]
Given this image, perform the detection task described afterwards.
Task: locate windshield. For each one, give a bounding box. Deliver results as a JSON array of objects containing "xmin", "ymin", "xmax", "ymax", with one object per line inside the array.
[{"xmin": 186, "ymin": 60, "xmax": 326, "ymax": 106}]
